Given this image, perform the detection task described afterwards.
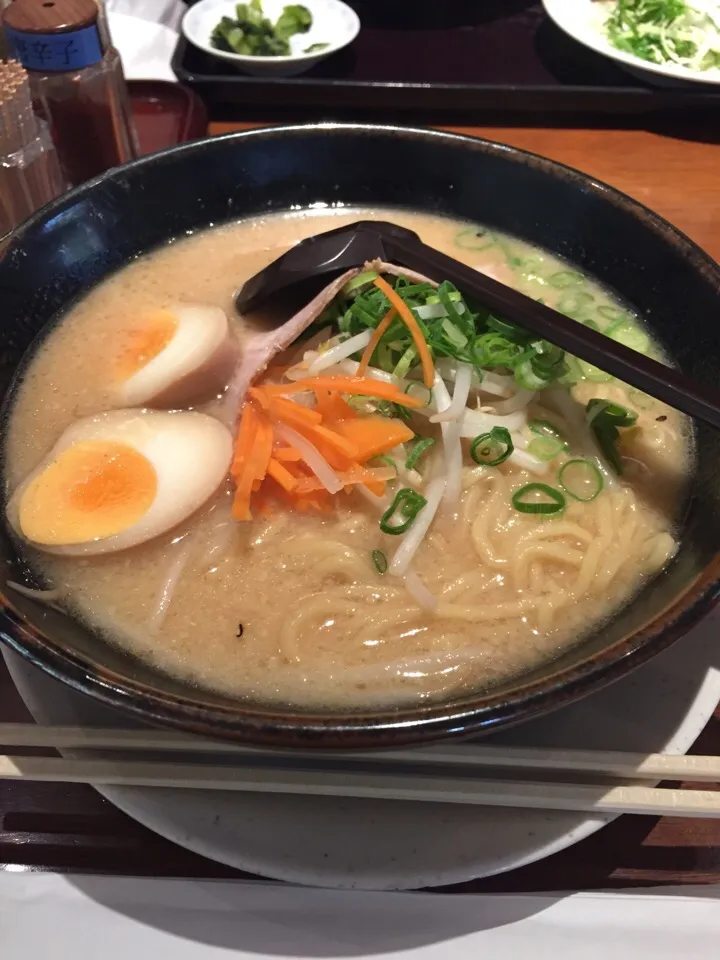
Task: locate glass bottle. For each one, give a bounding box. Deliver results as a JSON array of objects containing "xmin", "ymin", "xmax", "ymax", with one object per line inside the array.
[{"xmin": 1, "ymin": 0, "xmax": 138, "ymax": 186}]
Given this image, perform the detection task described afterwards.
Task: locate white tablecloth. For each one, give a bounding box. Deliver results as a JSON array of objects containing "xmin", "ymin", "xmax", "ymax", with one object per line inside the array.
[{"xmin": 2, "ymin": 873, "xmax": 720, "ymax": 958}]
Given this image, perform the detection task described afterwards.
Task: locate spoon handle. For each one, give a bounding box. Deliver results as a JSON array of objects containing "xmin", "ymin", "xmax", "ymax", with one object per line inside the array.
[{"xmin": 385, "ymin": 234, "xmax": 720, "ymax": 431}]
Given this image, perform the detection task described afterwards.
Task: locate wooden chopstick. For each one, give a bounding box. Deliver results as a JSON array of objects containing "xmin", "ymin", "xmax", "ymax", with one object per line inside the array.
[
  {"xmin": 2, "ymin": 722, "xmax": 720, "ymax": 782},
  {"xmin": 3, "ymin": 751, "xmax": 720, "ymax": 818}
]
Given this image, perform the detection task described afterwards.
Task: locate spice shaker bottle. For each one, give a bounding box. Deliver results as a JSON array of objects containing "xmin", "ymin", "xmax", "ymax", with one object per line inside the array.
[
  {"xmin": 1, "ymin": 0, "xmax": 137, "ymax": 186},
  {"xmin": 0, "ymin": 1, "xmax": 13, "ymax": 59},
  {"xmin": 0, "ymin": 59, "xmax": 65, "ymax": 244}
]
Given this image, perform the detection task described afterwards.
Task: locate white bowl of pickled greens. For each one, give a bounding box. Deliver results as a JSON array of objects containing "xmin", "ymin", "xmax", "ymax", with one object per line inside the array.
[
  {"xmin": 182, "ymin": 0, "xmax": 361, "ymax": 77},
  {"xmin": 543, "ymin": 0, "xmax": 720, "ymax": 86}
]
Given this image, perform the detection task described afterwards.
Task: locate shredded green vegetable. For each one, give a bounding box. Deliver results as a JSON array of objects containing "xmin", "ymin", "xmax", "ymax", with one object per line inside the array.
[
  {"xmin": 327, "ymin": 273, "xmax": 575, "ymax": 392},
  {"xmin": 372, "ymin": 549, "xmax": 388, "ymax": 574},
  {"xmin": 603, "ymin": 0, "xmax": 720, "ymax": 74},
  {"xmin": 305, "ymin": 227, "xmax": 656, "ymax": 518},
  {"xmin": 211, "ymin": 1, "xmax": 312, "ymax": 57}
]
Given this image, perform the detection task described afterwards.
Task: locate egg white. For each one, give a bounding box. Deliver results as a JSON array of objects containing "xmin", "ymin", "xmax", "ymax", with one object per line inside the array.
[
  {"xmin": 9, "ymin": 410, "xmax": 233, "ymax": 556},
  {"xmin": 115, "ymin": 304, "xmax": 237, "ymax": 408}
]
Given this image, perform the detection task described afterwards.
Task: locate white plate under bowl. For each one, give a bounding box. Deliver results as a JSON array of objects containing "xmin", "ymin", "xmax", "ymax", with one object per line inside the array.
[
  {"xmin": 543, "ymin": 0, "xmax": 720, "ymax": 88},
  {"xmin": 4, "ymin": 607, "xmax": 720, "ymax": 890},
  {"xmin": 182, "ymin": 0, "xmax": 360, "ymax": 77}
]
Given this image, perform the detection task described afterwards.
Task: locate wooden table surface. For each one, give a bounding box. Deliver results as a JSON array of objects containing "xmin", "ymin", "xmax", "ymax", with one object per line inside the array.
[{"xmin": 2, "ymin": 114, "xmax": 720, "ymax": 890}]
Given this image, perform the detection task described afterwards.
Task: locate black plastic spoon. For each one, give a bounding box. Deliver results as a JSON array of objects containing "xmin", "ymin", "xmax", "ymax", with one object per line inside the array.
[{"xmin": 236, "ymin": 220, "xmax": 720, "ymax": 429}]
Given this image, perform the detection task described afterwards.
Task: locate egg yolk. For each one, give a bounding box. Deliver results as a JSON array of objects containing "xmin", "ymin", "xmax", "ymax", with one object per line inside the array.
[
  {"xmin": 115, "ymin": 310, "xmax": 177, "ymax": 380},
  {"xmin": 18, "ymin": 441, "xmax": 157, "ymax": 545}
]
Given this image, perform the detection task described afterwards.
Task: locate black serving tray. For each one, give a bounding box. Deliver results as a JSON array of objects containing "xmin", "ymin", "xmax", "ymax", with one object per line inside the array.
[{"xmin": 172, "ymin": 1, "xmax": 720, "ymax": 122}]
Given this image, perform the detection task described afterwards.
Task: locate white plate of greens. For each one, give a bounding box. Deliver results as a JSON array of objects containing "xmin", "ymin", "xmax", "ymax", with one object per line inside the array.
[
  {"xmin": 182, "ymin": 0, "xmax": 360, "ymax": 77},
  {"xmin": 543, "ymin": 0, "xmax": 720, "ymax": 86}
]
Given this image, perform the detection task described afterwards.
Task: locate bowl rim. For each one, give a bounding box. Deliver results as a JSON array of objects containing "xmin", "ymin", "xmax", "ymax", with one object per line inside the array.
[
  {"xmin": 542, "ymin": 0, "xmax": 720, "ymax": 87},
  {"xmin": 181, "ymin": 0, "xmax": 361, "ymax": 65},
  {"xmin": 3, "ymin": 122, "xmax": 720, "ymax": 749}
]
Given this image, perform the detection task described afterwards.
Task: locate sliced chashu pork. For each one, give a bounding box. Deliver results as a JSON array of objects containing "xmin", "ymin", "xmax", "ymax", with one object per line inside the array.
[{"xmin": 221, "ymin": 260, "xmax": 436, "ymax": 428}]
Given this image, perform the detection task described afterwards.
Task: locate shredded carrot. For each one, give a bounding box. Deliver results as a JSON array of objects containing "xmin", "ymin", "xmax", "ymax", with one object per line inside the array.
[
  {"xmin": 232, "ymin": 356, "xmax": 424, "ymax": 520},
  {"xmin": 296, "ymin": 434, "xmax": 355, "ymax": 472},
  {"xmin": 248, "ymin": 386, "xmax": 271, "ymax": 411},
  {"xmin": 315, "ymin": 389, "xmax": 356, "ymax": 421},
  {"xmin": 255, "ymin": 495, "xmax": 276, "ymax": 517},
  {"xmin": 273, "ymin": 446, "xmax": 302, "ymax": 462},
  {"xmin": 251, "ymin": 416, "xmax": 274, "ymax": 482},
  {"xmin": 232, "ymin": 406, "xmax": 276, "ymax": 522},
  {"xmin": 231, "ymin": 400, "xmax": 259, "ymax": 479},
  {"xmin": 267, "ymin": 457, "xmax": 299, "ymax": 492},
  {"xmin": 363, "ymin": 480, "xmax": 386, "ymax": 496},
  {"xmin": 294, "ymin": 420, "xmax": 360, "ymax": 459},
  {"xmin": 373, "ymin": 275, "xmax": 435, "ymax": 389},
  {"xmin": 295, "ymin": 465, "xmax": 395, "ymax": 495},
  {"xmin": 330, "ymin": 416, "xmax": 414, "ymax": 461},
  {"xmin": 261, "ymin": 376, "xmax": 424, "ymax": 409},
  {"xmin": 231, "ymin": 412, "xmax": 261, "ymax": 521},
  {"xmin": 298, "ymin": 491, "xmax": 333, "ymax": 513},
  {"xmin": 357, "ymin": 306, "xmax": 396, "ymax": 377},
  {"xmin": 266, "ymin": 395, "xmax": 323, "ymax": 428}
]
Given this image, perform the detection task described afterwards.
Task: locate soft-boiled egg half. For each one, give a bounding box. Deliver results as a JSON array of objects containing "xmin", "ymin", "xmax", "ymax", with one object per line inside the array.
[
  {"xmin": 113, "ymin": 304, "xmax": 237, "ymax": 408},
  {"xmin": 8, "ymin": 410, "xmax": 232, "ymax": 556}
]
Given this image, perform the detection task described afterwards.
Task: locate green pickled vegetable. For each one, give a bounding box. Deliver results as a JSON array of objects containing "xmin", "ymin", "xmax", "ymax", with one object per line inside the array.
[{"xmin": 211, "ymin": 0, "xmax": 313, "ymax": 57}]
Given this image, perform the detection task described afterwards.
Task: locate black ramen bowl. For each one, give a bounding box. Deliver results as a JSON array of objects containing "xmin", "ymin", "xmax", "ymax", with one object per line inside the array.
[{"xmin": 1, "ymin": 124, "xmax": 720, "ymax": 749}]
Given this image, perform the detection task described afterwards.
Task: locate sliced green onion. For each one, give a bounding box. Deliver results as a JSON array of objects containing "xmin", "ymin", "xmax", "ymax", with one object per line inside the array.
[
  {"xmin": 404, "ymin": 381, "xmax": 432, "ymax": 406},
  {"xmin": 527, "ymin": 436, "xmax": 565, "ymax": 462},
  {"xmin": 472, "ymin": 333, "xmax": 523, "ymax": 369},
  {"xmin": 586, "ymin": 399, "xmax": 638, "ymax": 428},
  {"xmin": 372, "ymin": 549, "xmax": 388, "ymax": 574},
  {"xmin": 548, "ymin": 270, "xmax": 583, "ymax": 290},
  {"xmin": 558, "ymin": 355, "xmax": 583, "ymax": 385},
  {"xmin": 486, "ymin": 315, "xmax": 530, "ymax": 342},
  {"xmin": 470, "ymin": 427, "xmax": 514, "ymax": 466},
  {"xmin": 405, "ymin": 438, "xmax": 436, "ymax": 471},
  {"xmin": 515, "ymin": 359, "xmax": 549, "ymax": 390},
  {"xmin": 455, "ymin": 228, "xmax": 494, "ymax": 251},
  {"xmin": 393, "ymin": 345, "xmax": 417, "ymax": 380},
  {"xmin": 532, "ymin": 340, "xmax": 564, "ymax": 368},
  {"xmin": 597, "ymin": 305, "xmax": 625, "ymax": 324},
  {"xmin": 520, "ymin": 254, "xmax": 544, "ymax": 274},
  {"xmin": 558, "ymin": 459, "xmax": 604, "ymax": 502},
  {"xmin": 441, "ymin": 317, "xmax": 468, "ymax": 349},
  {"xmin": 557, "ymin": 291, "xmax": 595, "ymax": 317},
  {"xmin": 376, "ymin": 340, "xmax": 393, "ymax": 373},
  {"xmin": 343, "ymin": 270, "xmax": 378, "ymax": 296},
  {"xmin": 529, "ymin": 419, "xmax": 567, "ymax": 445},
  {"xmin": 577, "ymin": 360, "xmax": 613, "ymax": 383},
  {"xmin": 607, "ymin": 322, "xmax": 650, "ymax": 354},
  {"xmin": 585, "ymin": 400, "xmax": 638, "ymax": 475},
  {"xmin": 512, "ymin": 483, "xmax": 566, "ymax": 515},
  {"xmin": 379, "ymin": 488, "xmax": 427, "ymax": 535}
]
